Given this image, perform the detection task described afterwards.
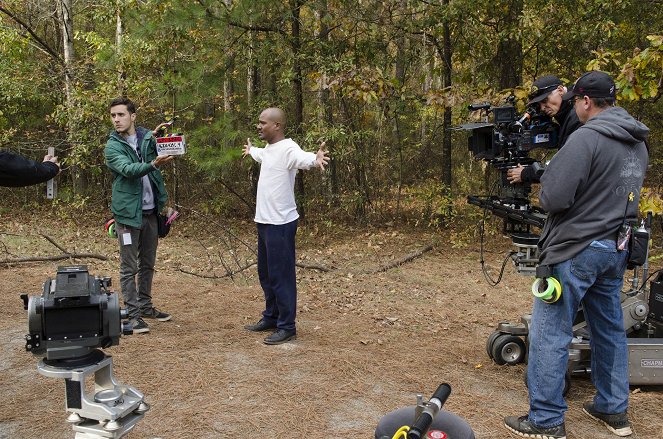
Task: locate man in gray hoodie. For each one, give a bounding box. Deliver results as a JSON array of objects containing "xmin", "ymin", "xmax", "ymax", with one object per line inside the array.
[{"xmin": 505, "ymin": 71, "xmax": 649, "ymax": 439}]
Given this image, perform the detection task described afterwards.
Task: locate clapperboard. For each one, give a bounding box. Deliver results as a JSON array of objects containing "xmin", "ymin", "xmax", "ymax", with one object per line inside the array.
[{"xmin": 156, "ymin": 134, "xmax": 187, "ymax": 156}]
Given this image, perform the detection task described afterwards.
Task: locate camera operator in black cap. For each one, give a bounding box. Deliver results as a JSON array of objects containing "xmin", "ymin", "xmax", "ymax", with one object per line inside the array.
[{"xmin": 506, "ymin": 75, "xmax": 581, "ymax": 184}]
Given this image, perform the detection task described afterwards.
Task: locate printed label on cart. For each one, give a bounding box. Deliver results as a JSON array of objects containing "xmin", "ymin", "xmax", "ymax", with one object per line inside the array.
[
  {"xmin": 641, "ymin": 359, "xmax": 663, "ymax": 368},
  {"xmin": 156, "ymin": 135, "xmax": 187, "ymax": 156}
]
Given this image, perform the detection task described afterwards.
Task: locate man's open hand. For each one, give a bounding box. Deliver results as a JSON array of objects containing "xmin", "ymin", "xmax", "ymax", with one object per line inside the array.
[
  {"xmin": 243, "ymin": 138, "xmax": 253, "ymax": 158},
  {"xmin": 315, "ymin": 141, "xmax": 330, "ymax": 171}
]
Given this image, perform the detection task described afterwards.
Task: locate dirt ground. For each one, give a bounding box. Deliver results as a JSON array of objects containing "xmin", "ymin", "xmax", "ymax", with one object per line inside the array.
[{"xmin": 1, "ymin": 213, "xmax": 662, "ymax": 439}]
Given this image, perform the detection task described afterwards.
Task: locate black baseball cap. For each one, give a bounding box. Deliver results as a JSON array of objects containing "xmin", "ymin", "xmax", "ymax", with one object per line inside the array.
[
  {"xmin": 527, "ymin": 75, "xmax": 564, "ymax": 105},
  {"xmin": 562, "ymin": 71, "xmax": 616, "ymax": 100}
]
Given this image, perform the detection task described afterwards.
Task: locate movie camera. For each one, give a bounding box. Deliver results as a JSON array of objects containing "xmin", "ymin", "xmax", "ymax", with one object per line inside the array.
[
  {"xmin": 457, "ymin": 97, "xmax": 559, "ymax": 276},
  {"xmin": 21, "ymin": 265, "xmax": 149, "ymax": 439}
]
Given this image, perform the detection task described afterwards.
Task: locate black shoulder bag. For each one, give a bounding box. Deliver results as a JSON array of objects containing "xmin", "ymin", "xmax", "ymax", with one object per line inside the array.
[{"xmin": 617, "ymin": 192, "xmax": 648, "ymax": 269}]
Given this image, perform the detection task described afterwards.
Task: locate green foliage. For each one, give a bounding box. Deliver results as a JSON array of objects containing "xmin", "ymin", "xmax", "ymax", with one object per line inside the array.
[
  {"xmin": 413, "ymin": 181, "xmax": 456, "ymax": 227},
  {"xmin": 640, "ymin": 188, "xmax": 663, "ymax": 217},
  {"xmin": 0, "ymin": 0, "xmax": 661, "ymax": 228},
  {"xmin": 589, "ymin": 35, "xmax": 663, "ymax": 102},
  {"xmin": 187, "ymin": 113, "xmax": 245, "ymax": 175}
]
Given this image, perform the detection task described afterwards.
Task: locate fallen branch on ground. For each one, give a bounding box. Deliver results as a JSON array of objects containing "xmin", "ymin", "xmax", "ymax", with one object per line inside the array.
[
  {"xmin": 295, "ymin": 261, "xmax": 334, "ymax": 272},
  {"xmin": 179, "ymin": 261, "xmax": 257, "ymax": 279},
  {"xmin": 176, "ymin": 245, "xmax": 433, "ymax": 278},
  {"xmin": 0, "ymin": 234, "xmax": 107, "ymax": 265},
  {"xmin": 368, "ymin": 244, "xmax": 434, "ymax": 274}
]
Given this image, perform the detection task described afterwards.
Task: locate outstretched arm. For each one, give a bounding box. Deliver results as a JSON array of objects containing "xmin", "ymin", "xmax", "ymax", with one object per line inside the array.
[
  {"xmin": 243, "ymin": 138, "xmax": 264, "ymax": 163},
  {"xmin": 0, "ymin": 151, "xmax": 60, "ymax": 187}
]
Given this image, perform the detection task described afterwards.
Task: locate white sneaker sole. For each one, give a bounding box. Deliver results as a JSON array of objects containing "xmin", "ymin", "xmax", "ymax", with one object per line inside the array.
[
  {"xmin": 582, "ymin": 408, "xmax": 632, "ymax": 437},
  {"xmin": 505, "ymin": 423, "xmax": 566, "ymax": 439}
]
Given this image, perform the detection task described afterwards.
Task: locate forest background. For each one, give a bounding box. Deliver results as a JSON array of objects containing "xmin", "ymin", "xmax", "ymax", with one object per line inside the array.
[
  {"xmin": 2, "ymin": 3, "xmax": 663, "ymax": 437},
  {"xmin": 0, "ymin": 0, "xmax": 662, "ymax": 228}
]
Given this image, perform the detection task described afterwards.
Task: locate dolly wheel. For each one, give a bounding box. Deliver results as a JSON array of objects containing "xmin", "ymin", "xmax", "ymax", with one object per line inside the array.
[
  {"xmin": 486, "ymin": 331, "xmax": 503, "ymax": 360},
  {"xmin": 491, "ymin": 334, "xmax": 526, "ymax": 365}
]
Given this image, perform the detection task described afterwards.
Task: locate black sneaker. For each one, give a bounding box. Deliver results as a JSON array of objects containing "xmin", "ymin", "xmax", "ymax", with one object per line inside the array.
[
  {"xmin": 142, "ymin": 307, "xmax": 171, "ymax": 322},
  {"xmin": 131, "ymin": 317, "xmax": 150, "ymax": 334},
  {"xmin": 504, "ymin": 415, "xmax": 566, "ymax": 439},
  {"xmin": 582, "ymin": 402, "xmax": 632, "ymax": 436},
  {"xmin": 244, "ymin": 318, "xmax": 277, "ymax": 332},
  {"xmin": 263, "ymin": 329, "xmax": 296, "ymax": 345}
]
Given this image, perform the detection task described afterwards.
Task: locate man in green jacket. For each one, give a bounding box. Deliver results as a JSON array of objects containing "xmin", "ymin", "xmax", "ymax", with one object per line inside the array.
[{"xmin": 105, "ymin": 97, "xmax": 174, "ymax": 334}]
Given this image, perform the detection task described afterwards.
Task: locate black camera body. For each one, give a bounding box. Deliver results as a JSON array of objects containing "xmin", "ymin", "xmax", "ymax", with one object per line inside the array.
[
  {"xmin": 459, "ymin": 99, "xmax": 558, "ymax": 234},
  {"xmin": 466, "ymin": 103, "xmax": 558, "ymax": 179},
  {"xmin": 22, "ymin": 265, "xmax": 125, "ymax": 361},
  {"xmin": 457, "ymin": 99, "xmax": 559, "ymax": 278}
]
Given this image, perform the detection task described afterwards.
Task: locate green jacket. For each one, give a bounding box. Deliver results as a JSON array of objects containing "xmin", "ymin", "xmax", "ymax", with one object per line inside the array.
[{"xmin": 105, "ymin": 126, "xmax": 168, "ymax": 228}]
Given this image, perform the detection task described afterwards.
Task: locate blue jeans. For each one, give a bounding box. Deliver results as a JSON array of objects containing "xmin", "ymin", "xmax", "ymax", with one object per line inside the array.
[
  {"xmin": 256, "ymin": 220, "xmax": 298, "ymax": 332},
  {"xmin": 528, "ymin": 239, "xmax": 629, "ymax": 427}
]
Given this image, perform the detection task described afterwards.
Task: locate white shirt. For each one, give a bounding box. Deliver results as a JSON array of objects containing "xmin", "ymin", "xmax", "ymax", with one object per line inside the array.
[{"xmin": 249, "ymin": 138, "xmax": 317, "ymax": 225}]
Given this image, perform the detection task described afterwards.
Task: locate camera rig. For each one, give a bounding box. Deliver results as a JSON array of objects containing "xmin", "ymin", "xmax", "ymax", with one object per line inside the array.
[
  {"xmin": 456, "ymin": 98, "xmax": 558, "ymax": 277},
  {"xmin": 459, "ymin": 103, "xmax": 663, "ymax": 395},
  {"xmin": 21, "ymin": 265, "xmax": 148, "ymax": 439}
]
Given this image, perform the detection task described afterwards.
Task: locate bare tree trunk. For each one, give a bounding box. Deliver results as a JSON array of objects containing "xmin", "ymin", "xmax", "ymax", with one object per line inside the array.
[
  {"xmin": 290, "ymin": 0, "xmax": 306, "ymax": 219},
  {"xmin": 290, "ymin": 0, "xmax": 304, "ymax": 134},
  {"xmin": 58, "ymin": 0, "xmax": 74, "ymax": 103},
  {"xmin": 246, "ymin": 27, "xmax": 254, "ymax": 109},
  {"xmin": 441, "ymin": 0, "xmax": 453, "ymax": 189},
  {"xmin": 496, "ymin": 0, "xmax": 523, "ymax": 90},
  {"xmin": 57, "ymin": 0, "xmax": 85, "ymax": 194},
  {"xmin": 421, "ymin": 34, "xmax": 431, "ymax": 149},
  {"xmin": 224, "ymin": 0, "xmax": 235, "ymax": 113},
  {"xmin": 315, "ymin": 0, "xmax": 337, "ymax": 197},
  {"xmin": 224, "ymin": 57, "xmax": 234, "ymax": 112},
  {"xmin": 393, "ymin": 19, "xmax": 407, "ymax": 219},
  {"xmin": 115, "ymin": 1, "xmax": 125, "ymax": 94}
]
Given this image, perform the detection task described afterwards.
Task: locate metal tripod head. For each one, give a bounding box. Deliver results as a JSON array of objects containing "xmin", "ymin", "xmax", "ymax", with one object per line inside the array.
[{"xmin": 37, "ymin": 349, "xmax": 149, "ymax": 439}]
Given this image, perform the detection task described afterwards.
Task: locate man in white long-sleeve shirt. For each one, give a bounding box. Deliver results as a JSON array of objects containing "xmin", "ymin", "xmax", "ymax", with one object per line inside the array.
[{"xmin": 242, "ymin": 107, "xmax": 329, "ymax": 344}]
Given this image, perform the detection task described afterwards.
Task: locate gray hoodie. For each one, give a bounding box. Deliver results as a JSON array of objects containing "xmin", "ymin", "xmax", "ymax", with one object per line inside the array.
[{"xmin": 538, "ymin": 106, "xmax": 649, "ymax": 266}]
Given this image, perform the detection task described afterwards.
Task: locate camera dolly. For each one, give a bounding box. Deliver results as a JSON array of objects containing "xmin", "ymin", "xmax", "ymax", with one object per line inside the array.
[
  {"xmin": 484, "ymin": 231, "xmax": 663, "ymax": 395},
  {"xmin": 461, "ymin": 98, "xmax": 663, "ymax": 393}
]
